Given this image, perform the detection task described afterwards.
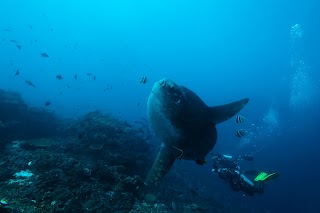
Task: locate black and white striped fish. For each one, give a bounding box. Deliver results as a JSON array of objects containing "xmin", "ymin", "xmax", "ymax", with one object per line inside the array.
[
  {"xmin": 140, "ymin": 76, "xmax": 148, "ymax": 84},
  {"xmin": 235, "ymin": 129, "xmax": 247, "ymax": 138},
  {"xmin": 236, "ymin": 115, "xmax": 245, "ymax": 124}
]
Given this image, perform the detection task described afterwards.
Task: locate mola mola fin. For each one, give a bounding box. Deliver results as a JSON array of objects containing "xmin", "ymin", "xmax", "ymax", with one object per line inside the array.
[
  {"xmin": 145, "ymin": 145, "xmax": 180, "ymax": 184},
  {"xmin": 209, "ymin": 98, "xmax": 249, "ymax": 125}
]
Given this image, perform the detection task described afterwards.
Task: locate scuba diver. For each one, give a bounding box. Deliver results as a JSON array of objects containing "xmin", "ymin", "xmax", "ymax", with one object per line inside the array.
[{"xmin": 211, "ymin": 153, "xmax": 279, "ymax": 196}]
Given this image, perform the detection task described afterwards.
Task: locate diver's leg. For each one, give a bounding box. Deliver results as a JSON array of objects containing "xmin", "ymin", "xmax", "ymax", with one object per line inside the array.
[
  {"xmin": 240, "ymin": 174, "xmax": 254, "ymax": 186},
  {"xmin": 239, "ymin": 173, "xmax": 260, "ymax": 195}
]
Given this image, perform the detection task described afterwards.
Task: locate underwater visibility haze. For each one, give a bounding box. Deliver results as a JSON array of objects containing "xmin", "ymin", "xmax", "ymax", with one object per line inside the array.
[{"xmin": 0, "ymin": 0, "xmax": 319, "ymax": 212}]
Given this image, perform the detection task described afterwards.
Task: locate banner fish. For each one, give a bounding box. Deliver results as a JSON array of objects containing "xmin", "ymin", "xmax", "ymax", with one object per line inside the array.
[
  {"xmin": 236, "ymin": 115, "xmax": 247, "ymax": 124},
  {"xmin": 235, "ymin": 129, "xmax": 247, "ymax": 138},
  {"xmin": 140, "ymin": 76, "xmax": 148, "ymax": 84}
]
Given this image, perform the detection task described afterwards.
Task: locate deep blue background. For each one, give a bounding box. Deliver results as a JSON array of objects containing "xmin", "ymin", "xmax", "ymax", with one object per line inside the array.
[{"xmin": 1, "ymin": 1, "xmax": 319, "ymax": 212}]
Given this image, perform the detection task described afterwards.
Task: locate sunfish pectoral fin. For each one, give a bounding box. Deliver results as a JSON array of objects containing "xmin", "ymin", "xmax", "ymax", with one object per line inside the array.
[
  {"xmin": 145, "ymin": 145, "xmax": 177, "ymax": 184},
  {"xmin": 209, "ymin": 98, "xmax": 249, "ymax": 125}
]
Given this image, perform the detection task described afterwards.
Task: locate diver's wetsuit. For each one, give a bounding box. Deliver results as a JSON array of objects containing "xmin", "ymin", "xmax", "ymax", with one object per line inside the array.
[{"xmin": 212, "ymin": 153, "xmax": 263, "ymax": 196}]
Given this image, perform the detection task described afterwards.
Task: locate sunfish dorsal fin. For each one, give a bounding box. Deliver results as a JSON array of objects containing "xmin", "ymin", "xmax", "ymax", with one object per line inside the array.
[
  {"xmin": 209, "ymin": 98, "xmax": 249, "ymax": 125},
  {"xmin": 146, "ymin": 145, "xmax": 177, "ymax": 184}
]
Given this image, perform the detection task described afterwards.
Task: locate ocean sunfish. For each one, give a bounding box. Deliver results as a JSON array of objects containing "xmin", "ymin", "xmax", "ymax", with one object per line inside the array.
[{"xmin": 146, "ymin": 78, "xmax": 249, "ymax": 184}]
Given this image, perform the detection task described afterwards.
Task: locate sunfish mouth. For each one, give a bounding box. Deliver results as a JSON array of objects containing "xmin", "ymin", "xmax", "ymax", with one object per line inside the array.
[
  {"xmin": 153, "ymin": 78, "xmax": 177, "ymax": 92},
  {"xmin": 151, "ymin": 78, "xmax": 170, "ymax": 97},
  {"xmin": 159, "ymin": 79, "xmax": 167, "ymax": 87}
]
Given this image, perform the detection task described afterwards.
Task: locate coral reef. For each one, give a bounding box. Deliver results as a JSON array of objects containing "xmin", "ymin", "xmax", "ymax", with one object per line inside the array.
[
  {"xmin": 0, "ymin": 90, "xmax": 229, "ymax": 213},
  {"xmin": 0, "ymin": 89, "xmax": 60, "ymax": 145}
]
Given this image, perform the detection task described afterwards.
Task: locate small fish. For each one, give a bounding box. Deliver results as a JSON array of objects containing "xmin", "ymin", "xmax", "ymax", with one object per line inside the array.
[
  {"xmin": 56, "ymin": 75, "xmax": 63, "ymax": 80},
  {"xmin": 44, "ymin": 101, "xmax": 51, "ymax": 106},
  {"xmin": 93, "ymin": 75, "xmax": 96, "ymax": 81},
  {"xmin": 25, "ymin": 80, "xmax": 36, "ymax": 87},
  {"xmin": 28, "ymin": 24, "xmax": 33, "ymax": 30},
  {"xmin": 236, "ymin": 115, "xmax": 246, "ymax": 124},
  {"xmin": 15, "ymin": 69, "xmax": 19, "ymax": 76},
  {"xmin": 236, "ymin": 115, "xmax": 255, "ymax": 128},
  {"xmin": 140, "ymin": 76, "xmax": 148, "ymax": 84},
  {"xmin": 86, "ymin": 73, "xmax": 93, "ymax": 76},
  {"xmin": 235, "ymin": 129, "xmax": 247, "ymax": 138},
  {"xmin": 40, "ymin": 52, "xmax": 49, "ymax": 58},
  {"xmin": 16, "ymin": 44, "xmax": 22, "ymax": 50},
  {"xmin": 9, "ymin": 39, "xmax": 18, "ymax": 43},
  {"xmin": 74, "ymin": 73, "xmax": 77, "ymax": 80}
]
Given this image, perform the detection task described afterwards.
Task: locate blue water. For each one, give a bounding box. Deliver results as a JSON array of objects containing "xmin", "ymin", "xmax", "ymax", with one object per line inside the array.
[{"xmin": 1, "ymin": 0, "xmax": 319, "ymax": 212}]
